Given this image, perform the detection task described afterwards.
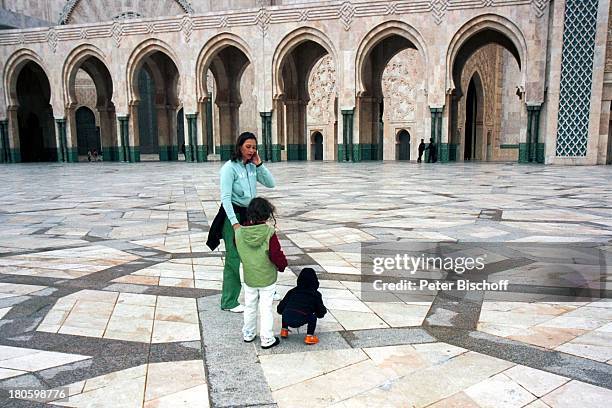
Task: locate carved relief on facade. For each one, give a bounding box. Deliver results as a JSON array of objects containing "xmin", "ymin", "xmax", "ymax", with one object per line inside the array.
[
  {"xmin": 606, "ymin": 8, "xmax": 612, "ymax": 72},
  {"xmin": 381, "ymin": 49, "xmax": 422, "ymax": 123},
  {"xmin": 62, "ymin": 0, "xmax": 188, "ymax": 24},
  {"xmin": 459, "ymin": 44, "xmax": 498, "ymax": 132},
  {"xmin": 307, "ymin": 55, "xmax": 337, "ymax": 126},
  {"xmin": 74, "ymin": 69, "xmax": 100, "ymax": 125},
  {"xmin": 458, "ymin": 44, "xmax": 522, "ymax": 160}
]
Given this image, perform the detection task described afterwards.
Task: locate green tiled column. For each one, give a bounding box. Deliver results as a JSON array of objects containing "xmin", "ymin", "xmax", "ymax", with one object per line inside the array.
[
  {"xmin": 67, "ymin": 148, "xmax": 78, "ymax": 163},
  {"xmin": 0, "ymin": 120, "xmax": 9, "ymax": 163},
  {"xmin": 519, "ymin": 143, "xmax": 529, "ymax": 163},
  {"xmin": 118, "ymin": 116, "xmax": 130, "ymax": 162},
  {"xmin": 260, "ymin": 112, "xmax": 273, "ymax": 161},
  {"xmin": 206, "ymin": 99, "xmax": 213, "ymax": 156},
  {"xmin": 530, "ymin": 105, "xmax": 543, "ymax": 163},
  {"xmin": 55, "ymin": 119, "xmax": 69, "ymax": 163},
  {"xmin": 186, "ymin": 114, "xmax": 205, "ymax": 162},
  {"xmin": 337, "ymin": 144, "xmax": 346, "ymax": 162},
  {"xmin": 429, "ymin": 107, "xmax": 446, "ymax": 162},
  {"xmin": 272, "ymin": 144, "xmax": 281, "ymax": 162},
  {"xmin": 341, "ymin": 109, "xmax": 354, "ymax": 162},
  {"xmin": 219, "ymin": 145, "xmax": 233, "ymax": 161},
  {"xmin": 286, "ymin": 144, "xmax": 302, "ymax": 160},
  {"xmin": 448, "ymin": 144, "xmax": 458, "ymax": 161},
  {"xmin": 523, "ymin": 104, "xmax": 544, "ymax": 164}
]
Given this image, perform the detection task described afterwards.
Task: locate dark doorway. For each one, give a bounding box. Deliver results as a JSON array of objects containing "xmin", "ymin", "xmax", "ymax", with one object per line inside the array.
[
  {"xmin": 18, "ymin": 112, "xmax": 44, "ymax": 162},
  {"xmin": 465, "ymin": 79, "xmax": 477, "ymax": 160},
  {"xmin": 16, "ymin": 62, "xmax": 54, "ymax": 162},
  {"xmin": 137, "ymin": 68, "xmax": 158, "ymax": 154},
  {"xmin": 76, "ymin": 107, "xmax": 99, "ymax": 156},
  {"xmin": 396, "ymin": 129, "xmax": 410, "ymax": 160},
  {"xmin": 313, "ymin": 132, "xmax": 323, "ymax": 160}
]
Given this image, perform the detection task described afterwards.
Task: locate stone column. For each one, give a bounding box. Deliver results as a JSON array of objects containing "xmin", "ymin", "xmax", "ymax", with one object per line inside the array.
[
  {"xmin": 284, "ymin": 99, "xmax": 300, "ymax": 160},
  {"xmin": 216, "ymin": 102, "xmax": 240, "ymax": 160},
  {"xmin": 197, "ymin": 97, "xmax": 212, "ymax": 159},
  {"xmin": 65, "ymin": 106, "xmax": 78, "ymax": 162},
  {"xmin": 271, "ymin": 97, "xmax": 284, "ymax": 161},
  {"xmin": 127, "ymin": 102, "xmax": 140, "ymax": 162},
  {"xmin": 6, "ymin": 106, "xmax": 20, "ymax": 162},
  {"xmin": 98, "ymin": 107, "xmax": 116, "ymax": 161}
]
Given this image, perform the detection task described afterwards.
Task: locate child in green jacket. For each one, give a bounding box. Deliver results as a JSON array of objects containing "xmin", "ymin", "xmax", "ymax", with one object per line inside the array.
[{"xmin": 235, "ymin": 197, "xmax": 288, "ymax": 349}]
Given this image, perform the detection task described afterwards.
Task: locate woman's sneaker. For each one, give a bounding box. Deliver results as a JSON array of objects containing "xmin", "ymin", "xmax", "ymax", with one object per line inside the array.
[
  {"xmin": 261, "ymin": 336, "xmax": 280, "ymax": 349},
  {"xmin": 223, "ymin": 304, "xmax": 244, "ymax": 313},
  {"xmin": 304, "ymin": 334, "xmax": 319, "ymax": 345}
]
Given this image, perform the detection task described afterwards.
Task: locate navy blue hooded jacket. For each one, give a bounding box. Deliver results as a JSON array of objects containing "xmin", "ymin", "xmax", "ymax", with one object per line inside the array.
[{"xmin": 277, "ymin": 268, "xmax": 327, "ymax": 318}]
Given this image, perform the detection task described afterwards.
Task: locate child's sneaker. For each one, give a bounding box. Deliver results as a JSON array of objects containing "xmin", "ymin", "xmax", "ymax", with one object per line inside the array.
[
  {"xmin": 304, "ymin": 334, "xmax": 319, "ymax": 345},
  {"xmin": 261, "ymin": 336, "xmax": 280, "ymax": 349},
  {"xmin": 280, "ymin": 328, "xmax": 290, "ymax": 338}
]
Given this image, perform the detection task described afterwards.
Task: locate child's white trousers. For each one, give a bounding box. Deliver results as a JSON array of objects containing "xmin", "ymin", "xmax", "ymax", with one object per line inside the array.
[{"xmin": 242, "ymin": 282, "xmax": 276, "ymax": 346}]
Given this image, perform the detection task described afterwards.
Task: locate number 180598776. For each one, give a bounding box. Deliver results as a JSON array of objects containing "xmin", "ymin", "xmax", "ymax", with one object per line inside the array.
[{"xmin": 9, "ymin": 388, "xmax": 69, "ymax": 402}]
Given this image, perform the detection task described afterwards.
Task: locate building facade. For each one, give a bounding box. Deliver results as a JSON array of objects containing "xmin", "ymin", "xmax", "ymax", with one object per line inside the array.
[{"xmin": 0, "ymin": 0, "xmax": 610, "ymax": 165}]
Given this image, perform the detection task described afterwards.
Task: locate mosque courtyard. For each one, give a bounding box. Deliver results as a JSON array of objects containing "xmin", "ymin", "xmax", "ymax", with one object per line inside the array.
[{"xmin": 0, "ymin": 161, "xmax": 610, "ymax": 407}]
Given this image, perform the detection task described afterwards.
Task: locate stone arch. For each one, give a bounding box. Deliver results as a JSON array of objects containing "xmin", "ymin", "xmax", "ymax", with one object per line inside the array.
[
  {"xmin": 272, "ymin": 27, "xmax": 338, "ymax": 161},
  {"xmin": 126, "ymin": 38, "xmax": 181, "ymax": 104},
  {"xmin": 195, "ymin": 33, "xmax": 253, "ymax": 101},
  {"xmin": 355, "ymin": 21, "xmax": 428, "ymax": 161},
  {"xmin": 195, "ymin": 33, "xmax": 254, "ymax": 159},
  {"xmin": 355, "ymin": 21, "xmax": 429, "ymax": 96},
  {"xmin": 446, "ymin": 14, "xmax": 527, "ymax": 95},
  {"xmin": 4, "ymin": 53, "xmax": 56, "ymax": 162},
  {"xmin": 62, "ymin": 44, "xmax": 113, "ymax": 107},
  {"xmin": 272, "ymin": 27, "xmax": 338, "ymax": 98},
  {"xmin": 4, "ymin": 49, "xmax": 51, "ymax": 108},
  {"xmin": 126, "ymin": 38, "xmax": 182, "ymax": 161},
  {"xmin": 62, "ymin": 44, "xmax": 117, "ymax": 161},
  {"xmin": 395, "ymin": 128, "xmax": 411, "ymax": 161}
]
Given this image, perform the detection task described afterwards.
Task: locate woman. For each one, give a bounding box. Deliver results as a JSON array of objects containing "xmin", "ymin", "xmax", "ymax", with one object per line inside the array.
[{"xmin": 207, "ymin": 132, "xmax": 275, "ymax": 312}]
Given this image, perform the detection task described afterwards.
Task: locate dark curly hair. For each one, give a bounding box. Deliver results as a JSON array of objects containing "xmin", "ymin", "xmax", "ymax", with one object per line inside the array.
[
  {"xmin": 246, "ymin": 197, "xmax": 276, "ymax": 226},
  {"xmin": 230, "ymin": 132, "xmax": 258, "ymax": 162}
]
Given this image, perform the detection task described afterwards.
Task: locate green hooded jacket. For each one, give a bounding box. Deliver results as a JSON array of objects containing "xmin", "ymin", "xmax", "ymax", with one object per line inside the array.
[{"xmin": 235, "ymin": 223, "xmax": 277, "ymax": 288}]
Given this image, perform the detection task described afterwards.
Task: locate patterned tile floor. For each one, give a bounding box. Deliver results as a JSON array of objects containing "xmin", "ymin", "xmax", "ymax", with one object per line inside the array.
[{"xmin": 0, "ymin": 161, "xmax": 610, "ymax": 407}]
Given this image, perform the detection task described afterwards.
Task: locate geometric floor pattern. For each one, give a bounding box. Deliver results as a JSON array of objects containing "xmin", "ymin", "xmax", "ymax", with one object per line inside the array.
[{"xmin": 0, "ymin": 161, "xmax": 610, "ymax": 407}]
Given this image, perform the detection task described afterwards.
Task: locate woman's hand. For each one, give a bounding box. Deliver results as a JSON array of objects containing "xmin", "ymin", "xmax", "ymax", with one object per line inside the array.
[
  {"xmin": 232, "ymin": 223, "xmax": 241, "ymax": 231},
  {"xmin": 251, "ymin": 151, "xmax": 261, "ymax": 166}
]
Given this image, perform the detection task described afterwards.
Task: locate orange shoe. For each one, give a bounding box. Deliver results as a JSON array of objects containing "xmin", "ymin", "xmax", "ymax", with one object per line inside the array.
[
  {"xmin": 280, "ymin": 328, "xmax": 289, "ymax": 338},
  {"xmin": 304, "ymin": 334, "xmax": 319, "ymax": 345}
]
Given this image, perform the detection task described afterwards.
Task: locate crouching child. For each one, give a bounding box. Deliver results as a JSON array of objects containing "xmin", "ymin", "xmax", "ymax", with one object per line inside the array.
[{"xmin": 277, "ymin": 267, "xmax": 327, "ymax": 344}]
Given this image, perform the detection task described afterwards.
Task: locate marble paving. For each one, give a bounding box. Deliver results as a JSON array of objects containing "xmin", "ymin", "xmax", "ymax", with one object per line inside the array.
[{"xmin": 0, "ymin": 161, "xmax": 611, "ymax": 407}]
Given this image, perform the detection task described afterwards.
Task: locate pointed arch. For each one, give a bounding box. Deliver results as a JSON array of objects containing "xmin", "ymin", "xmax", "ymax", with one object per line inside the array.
[
  {"xmin": 446, "ymin": 14, "xmax": 527, "ymax": 95},
  {"xmin": 272, "ymin": 27, "xmax": 337, "ymax": 98},
  {"xmin": 62, "ymin": 44, "xmax": 113, "ymax": 108},
  {"xmin": 355, "ymin": 21, "xmax": 429, "ymax": 96},
  {"xmin": 195, "ymin": 33, "xmax": 253, "ymax": 101},
  {"xmin": 4, "ymin": 49, "xmax": 50, "ymax": 107},
  {"xmin": 126, "ymin": 38, "xmax": 181, "ymax": 104}
]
